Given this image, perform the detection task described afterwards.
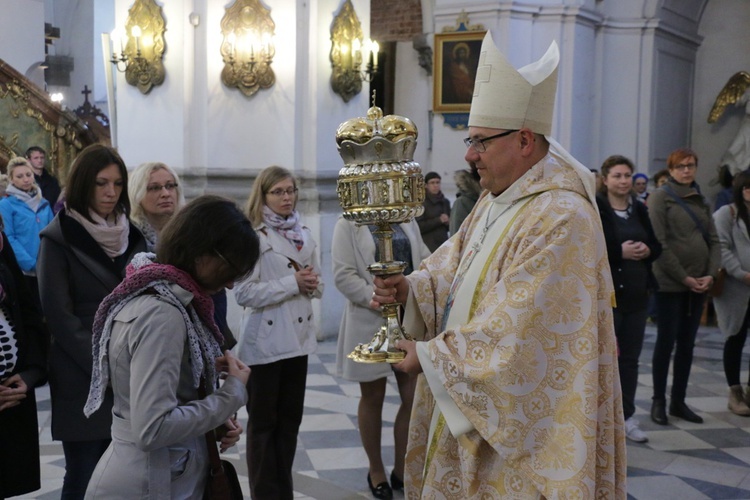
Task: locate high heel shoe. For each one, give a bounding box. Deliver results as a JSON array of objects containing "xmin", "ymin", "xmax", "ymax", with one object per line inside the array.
[
  {"xmin": 367, "ymin": 473, "xmax": 393, "ymax": 499},
  {"xmin": 390, "ymin": 470, "xmax": 404, "ymax": 491}
]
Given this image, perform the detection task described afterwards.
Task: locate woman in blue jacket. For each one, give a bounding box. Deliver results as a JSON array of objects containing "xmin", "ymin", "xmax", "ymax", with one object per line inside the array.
[{"xmin": 0, "ymin": 157, "xmax": 53, "ymax": 307}]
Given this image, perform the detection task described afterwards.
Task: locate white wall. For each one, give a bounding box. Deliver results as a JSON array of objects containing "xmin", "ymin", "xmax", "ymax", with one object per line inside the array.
[
  {"xmin": 0, "ymin": 0, "xmax": 45, "ymax": 86},
  {"xmin": 110, "ymin": 0, "xmax": 373, "ymax": 340}
]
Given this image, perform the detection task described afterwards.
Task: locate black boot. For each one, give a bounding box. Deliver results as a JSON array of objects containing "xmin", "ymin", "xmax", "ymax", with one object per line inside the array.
[
  {"xmin": 651, "ymin": 398, "xmax": 668, "ymax": 425},
  {"xmin": 669, "ymin": 400, "xmax": 704, "ymax": 423}
]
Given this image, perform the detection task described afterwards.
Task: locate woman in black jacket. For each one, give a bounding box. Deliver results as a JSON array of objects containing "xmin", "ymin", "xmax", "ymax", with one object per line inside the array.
[
  {"xmin": 37, "ymin": 144, "xmax": 146, "ymax": 499},
  {"xmin": 0, "ymin": 224, "xmax": 48, "ymax": 498},
  {"xmin": 596, "ymin": 155, "xmax": 662, "ymax": 443}
]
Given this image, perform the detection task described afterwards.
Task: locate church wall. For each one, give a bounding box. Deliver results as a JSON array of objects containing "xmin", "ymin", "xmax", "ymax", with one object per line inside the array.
[
  {"xmin": 693, "ymin": 0, "xmax": 750, "ymax": 199},
  {"xmin": 0, "ymin": 0, "xmax": 45, "ymax": 84},
  {"xmin": 650, "ymin": 33, "xmax": 696, "ymax": 169},
  {"xmin": 109, "ymin": 0, "xmax": 377, "ymax": 340}
]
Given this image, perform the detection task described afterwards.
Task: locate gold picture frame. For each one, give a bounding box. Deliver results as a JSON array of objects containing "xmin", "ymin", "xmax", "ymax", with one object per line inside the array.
[{"xmin": 433, "ymin": 31, "xmax": 485, "ymax": 113}]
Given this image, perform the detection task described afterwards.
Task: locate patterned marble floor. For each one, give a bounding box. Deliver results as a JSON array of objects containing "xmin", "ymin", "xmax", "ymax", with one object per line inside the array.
[{"xmin": 20, "ymin": 323, "xmax": 750, "ymax": 499}]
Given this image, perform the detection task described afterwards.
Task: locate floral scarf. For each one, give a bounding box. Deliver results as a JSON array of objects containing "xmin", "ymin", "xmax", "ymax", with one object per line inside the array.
[{"xmin": 262, "ymin": 205, "xmax": 305, "ymax": 250}]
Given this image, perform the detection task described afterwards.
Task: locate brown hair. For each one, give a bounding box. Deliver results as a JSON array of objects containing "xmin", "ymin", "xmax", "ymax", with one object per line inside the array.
[
  {"xmin": 158, "ymin": 195, "xmax": 259, "ymax": 282},
  {"xmin": 65, "ymin": 144, "xmax": 131, "ymax": 222},
  {"xmin": 732, "ymin": 170, "xmax": 750, "ymax": 234},
  {"xmin": 599, "ymin": 155, "xmax": 635, "ymax": 194}
]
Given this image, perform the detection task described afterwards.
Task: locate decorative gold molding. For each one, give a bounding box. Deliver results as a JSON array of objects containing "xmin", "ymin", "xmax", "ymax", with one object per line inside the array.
[
  {"xmin": 220, "ymin": 0, "xmax": 276, "ymax": 97},
  {"xmin": 330, "ymin": 0, "xmax": 364, "ymax": 102},
  {"xmin": 111, "ymin": 0, "xmax": 167, "ymax": 94}
]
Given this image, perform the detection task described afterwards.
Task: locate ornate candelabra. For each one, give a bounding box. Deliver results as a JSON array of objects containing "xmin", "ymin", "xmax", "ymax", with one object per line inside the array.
[{"xmin": 336, "ymin": 105, "xmax": 424, "ymax": 362}]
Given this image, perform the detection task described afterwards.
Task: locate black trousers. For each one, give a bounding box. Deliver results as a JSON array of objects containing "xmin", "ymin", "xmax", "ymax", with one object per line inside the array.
[
  {"xmin": 652, "ymin": 291, "xmax": 705, "ymax": 401},
  {"xmin": 723, "ymin": 299, "xmax": 750, "ymax": 386},
  {"xmin": 246, "ymin": 355, "xmax": 308, "ymax": 500},
  {"xmin": 613, "ymin": 307, "xmax": 648, "ymax": 420},
  {"xmin": 60, "ymin": 439, "xmax": 110, "ymax": 499}
]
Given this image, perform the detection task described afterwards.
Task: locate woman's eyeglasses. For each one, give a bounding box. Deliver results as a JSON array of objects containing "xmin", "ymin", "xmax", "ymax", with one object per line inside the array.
[
  {"xmin": 266, "ymin": 188, "xmax": 298, "ymax": 197},
  {"xmin": 146, "ymin": 182, "xmax": 178, "ymax": 193}
]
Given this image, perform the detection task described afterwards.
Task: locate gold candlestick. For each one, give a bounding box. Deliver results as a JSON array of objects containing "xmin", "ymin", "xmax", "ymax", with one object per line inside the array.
[{"xmin": 336, "ymin": 105, "xmax": 424, "ymax": 363}]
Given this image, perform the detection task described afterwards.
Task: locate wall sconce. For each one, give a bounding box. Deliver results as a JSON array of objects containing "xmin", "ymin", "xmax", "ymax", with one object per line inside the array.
[
  {"xmin": 108, "ymin": 0, "xmax": 166, "ymax": 95},
  {"xmin": 220, "ymin": 0, "xmax": 276, "ymax": 97},
  {"xmin": 330, "ymin": 0, "xmax": 379, "ymax": 103}
]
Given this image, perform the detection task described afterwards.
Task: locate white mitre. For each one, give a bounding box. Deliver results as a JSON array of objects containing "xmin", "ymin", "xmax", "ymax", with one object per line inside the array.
[
  {"xmin": 468, "ymin": 31, "xmax": 558, "ymax": 135},
  {"xmin": 469, "ymin": 32, "xmax": 597, "ymax": 205}
]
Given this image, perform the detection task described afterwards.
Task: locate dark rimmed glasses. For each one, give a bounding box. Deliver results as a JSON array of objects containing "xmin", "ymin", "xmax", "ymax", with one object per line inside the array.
[
  {"xmin": 463, "ymin": 130, "xmax": 518, "ymax": 153},
  {"xmin": 266, "ymin": 187, "xmax": 298, "ymax": 197}
]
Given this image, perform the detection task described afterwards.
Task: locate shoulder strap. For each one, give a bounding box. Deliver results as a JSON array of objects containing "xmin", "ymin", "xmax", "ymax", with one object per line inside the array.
[
  {"xmin": 198, "ymin": 381, "xmax": 223, "ymax": 474},
  {"xmin": 662, "ymin": 184, "xmax": 710, "ymax": 244}
]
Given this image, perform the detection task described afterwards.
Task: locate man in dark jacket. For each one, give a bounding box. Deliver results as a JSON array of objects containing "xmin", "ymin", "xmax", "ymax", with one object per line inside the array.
[
  {"xmin": 25, "ymin": 146, "xmax": 62, "ymax": 211},
  {"xmin": 417, "ymin": 172, "xmax": 451, "ymax": 252}
]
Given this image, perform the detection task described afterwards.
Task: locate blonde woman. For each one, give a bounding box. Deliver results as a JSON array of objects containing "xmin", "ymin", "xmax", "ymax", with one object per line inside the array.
[
  {"xmin": 128, "ymin": 162, "xmax": 185, "ymax": 252},
  {"xmin": 0, "ymin": 157, "xmax": 54, "ymax": 310},
  {"xmin": 234, "ymin": 166, "xmax": 323, "ymax": 499}
]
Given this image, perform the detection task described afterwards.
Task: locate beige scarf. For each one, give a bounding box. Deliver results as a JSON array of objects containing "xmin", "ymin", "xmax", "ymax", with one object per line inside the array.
[{"xmin": 67, "ymin": 207, "xmax": 130, "ymax": 258}]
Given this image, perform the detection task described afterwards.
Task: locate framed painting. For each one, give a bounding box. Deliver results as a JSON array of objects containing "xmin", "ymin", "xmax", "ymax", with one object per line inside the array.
[{"xmin": 433, "ymin": 30, "xmax": 486, "ymax": 113}]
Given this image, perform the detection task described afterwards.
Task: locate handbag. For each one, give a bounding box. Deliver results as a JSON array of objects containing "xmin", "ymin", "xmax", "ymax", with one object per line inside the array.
[
  {"xmin": 199, "ymin": 380, "xmax": 243, "ymax": 500},
  {"xmin": 709, "ymin": 267, "xmax": 727, "ymax": 297},
  {"xmin": 203, "ymin": 428, "xmax": 244, "ymax": 500}
]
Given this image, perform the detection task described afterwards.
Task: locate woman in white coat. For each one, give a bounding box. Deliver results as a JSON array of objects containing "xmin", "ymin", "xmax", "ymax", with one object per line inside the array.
[
  {"xmin": 333, "ymin": 216, "xmax": 430, "ymax": 499},
  {"xmin": 713, "ymin": 170, "xmax": 750, "ymax": 416},
  {"xmin": 234, "ymin": 166, "xmax": 323, "ymax": 500}
]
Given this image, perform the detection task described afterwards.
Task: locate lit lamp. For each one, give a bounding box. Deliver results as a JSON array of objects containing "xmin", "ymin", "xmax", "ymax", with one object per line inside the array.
[
  {"xmin": 330, "ymin": 0, "xmax": 379, "ymax": 102},
  {"xmin": 107, "ymin": 0, "xmax": 166, "ymax": 95},
  {"xmin": 220, "ymin": 0, "xmax": 276, "ymax": 97}
]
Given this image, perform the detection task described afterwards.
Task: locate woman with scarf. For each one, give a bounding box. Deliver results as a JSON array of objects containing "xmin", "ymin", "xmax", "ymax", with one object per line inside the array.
[
  {"xmin": 83, "ymin": 195, "xmax": 259, "ymax": 498},
  {"xmin": 0, "ymin": 216, "xmax": 48, "ymax": 499},
  {"xmin": 37, "ymin": 144, "xmax": 147, "ymax": 499},
  {"xmin": 0, "ymin": 157, "xmax": 54, "ymax": 308},
  {"xmin": 234, "ymin": 165, "xmax": 324, "ymax": 500}
]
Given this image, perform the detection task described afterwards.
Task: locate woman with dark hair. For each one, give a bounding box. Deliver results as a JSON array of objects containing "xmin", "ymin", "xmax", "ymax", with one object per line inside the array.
[
  {"xmin": 653, "ymin": 169, "xmax": 670, "ymax": 189},
  {"xmin": 234, "ymin": 165, "xmax": 323, "ymax": 500},
  {"xmin": 714, "ymin": 165, "xmax": 735, "ymax": 212},
  {"xmin": 648, "ymin": 148, "xmax": 721, "ymax": 425},
  {"xmin": 713, "ymin": 171, "xmax": 750, "ymax": 415},
  {"xmin": 596, "ymin": 155, "xmax": 661, "ymax": 442},
  {"xmin": 37, "ymin": 144, "xmax": 147, "ymax": 499},
  {"xmin": 83, "ymin": 195, "xmax": 259, "ymax": 498},
  {"xmin": 0, "ymin": 216, "xmax": 48, "ymax": 498}
]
